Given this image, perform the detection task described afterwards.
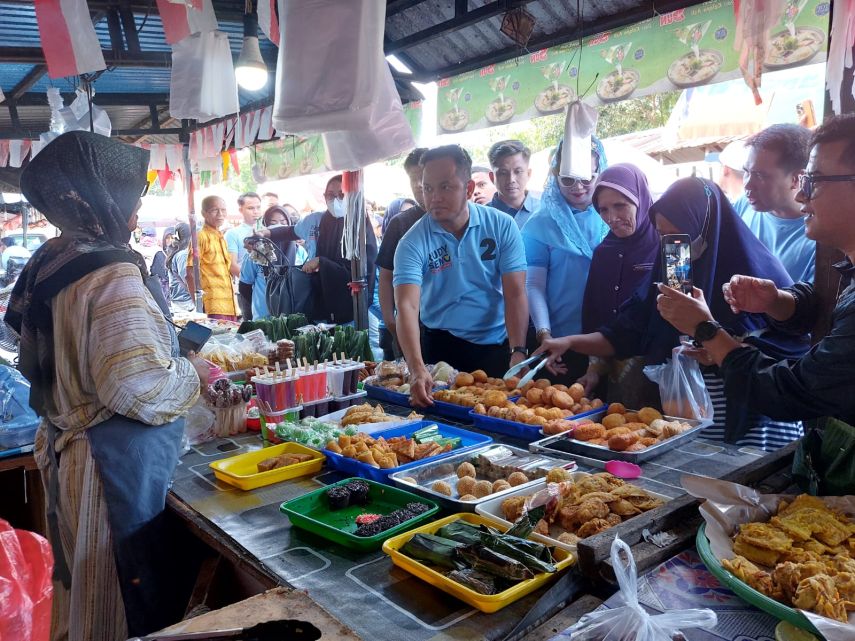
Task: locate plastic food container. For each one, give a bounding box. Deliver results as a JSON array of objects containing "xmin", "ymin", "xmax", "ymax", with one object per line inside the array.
[
  {"xmin": 382, "ymin": 512, "xmax": 574, "ymax": 613},
  {"xmin": 389, "ymin": 444, "xmax": 575, "ymax": 512},
  {"xmin": 209, "ymin": 442, "xmax": 325, "ymax": 490},
  {"xmin": 261, "ymin": 406, "xmax": 301, "ymax": 443},
  {"xmin": 300, "ymin": 397, "xmax": 332, "ymax": 419},
  {"xmin": 0, "ymin": 422, "xmax": 38, "ymax": 450},
  {"xmin": 364, "ymin": 383, "xmax": 411, "ymax": 408},
  {"xmin": 469, "ymin": 405, "xmax": 604, "ymax": 441},
  {"xmin": 330, "ymin": 390, "xmax": 368, "ymax": 412},
  {"xmin": 322, "ymin": 421, "xmax": 493, "ymax": 483},
  {"xmin": 280, "ymin": 477, "xmax": 439, "ymax": 552},
  {"xmin": 254, "ymin": 374, "xmax": 300, "ymax": 411}
]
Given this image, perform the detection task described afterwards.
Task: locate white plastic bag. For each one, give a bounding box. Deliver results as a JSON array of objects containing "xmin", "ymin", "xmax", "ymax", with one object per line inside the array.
[
  {"xmin": 569, "ymin": 538, "xmax": 717, "ymax": 641},
  {"xmin": 322, "ymin": 63, "xmax": 415, "ymax": 170},
  {"xmin": 643, "ymin": 345, "xmax": 713, "ymax": 420},
  {"xmin": 559, "ymin": 100, "xmax": 599, "ymax": 179},
  {"xmin": 184, "ymin": 398, "xmax": 216, "ymax": 446},
  {"xmin": 272, "ymin": 0, "xmax": 385, "ymax": 134},
  {"xmin": 170, "ymin": 31, "xmax": 239, "ymax": 122}
]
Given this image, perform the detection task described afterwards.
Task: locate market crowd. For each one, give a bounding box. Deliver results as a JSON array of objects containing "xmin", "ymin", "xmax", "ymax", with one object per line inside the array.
[{"xmin": 3, "ymin": 115, "xmax": 855, "ymax": 641}]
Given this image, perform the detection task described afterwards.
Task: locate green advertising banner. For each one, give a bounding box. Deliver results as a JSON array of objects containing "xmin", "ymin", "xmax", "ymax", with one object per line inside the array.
[
  {"xmin": 254, "ymin": 101, "xmax": 424, "ymax": 179},
  {"xmin": 437, "ymin": 0, "xmax": 830, "ymax": 133}
]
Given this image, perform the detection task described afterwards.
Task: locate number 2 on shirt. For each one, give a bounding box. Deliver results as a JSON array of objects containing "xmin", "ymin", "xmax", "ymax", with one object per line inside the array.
[{"xmin": 480, "ymin": 238, "xmax": 497, "ymax": 261}]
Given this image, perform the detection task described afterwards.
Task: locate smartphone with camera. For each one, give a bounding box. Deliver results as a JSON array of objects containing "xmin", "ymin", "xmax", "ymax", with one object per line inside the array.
[
  {"xmin": 661, "ymin": 234, "xmax": 693, "ymax": 294},
  {"xmin": 177, "ymin": 321, "xmax": 213, "ymax": 357}
]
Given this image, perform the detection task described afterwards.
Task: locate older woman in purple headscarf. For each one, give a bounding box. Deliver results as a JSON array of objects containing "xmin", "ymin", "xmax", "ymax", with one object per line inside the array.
[{"xmin": 577, "ymin": 164, "xmax": 660, "ymax": 405}]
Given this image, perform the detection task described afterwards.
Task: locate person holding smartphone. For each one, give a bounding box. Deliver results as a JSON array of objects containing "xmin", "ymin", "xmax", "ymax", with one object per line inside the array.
[
  {"xmin": 5, "ymin": 131, "xmax": 209, "ymax": 640},
  {"xmin": 536, "ymin": 177, "xmax": 810, "ymax": 450}
]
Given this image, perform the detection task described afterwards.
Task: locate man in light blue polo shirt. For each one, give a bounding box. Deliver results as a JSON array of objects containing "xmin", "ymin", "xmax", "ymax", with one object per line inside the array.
[
  {"xmin": 487, "ymin": 139, "xmax": 540, "ymax": 229},
  {"xmin": 224, "ymin": 192, "xmax": 263, "ymax": 266},
  {"xmin": 394, "ymin": 145, "xmax": 529, "ymax": 407},
  {"xmin": 740, "ymin": 124, "xmax": 815, "ymax": 283}
]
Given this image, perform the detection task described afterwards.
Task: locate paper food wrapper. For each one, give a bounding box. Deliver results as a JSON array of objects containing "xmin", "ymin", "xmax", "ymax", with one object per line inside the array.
[{"xmin": 682, "ymin": 475, "xmax": 855, "ymax": 640}]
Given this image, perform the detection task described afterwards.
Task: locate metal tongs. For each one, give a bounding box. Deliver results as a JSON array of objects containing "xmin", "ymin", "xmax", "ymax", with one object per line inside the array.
[{"xmin": 503, "ymin": 352, "xmax": 549, "ymax": 387}]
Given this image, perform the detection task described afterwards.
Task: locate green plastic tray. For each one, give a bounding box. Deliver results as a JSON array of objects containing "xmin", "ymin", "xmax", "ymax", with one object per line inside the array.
[
  {"xmin": 696, "ymin": 524, "xmax": 825, "ymax": 639},
  {"xmin": 280, "ymin": 478, "xmax": 440, "ymax": 552}
]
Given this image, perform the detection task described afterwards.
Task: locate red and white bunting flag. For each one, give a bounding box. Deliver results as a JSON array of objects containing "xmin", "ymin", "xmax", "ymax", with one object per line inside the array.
[
  {"xmin": 34, "ymin": 0, "xmax": 107, "ymax": 79},
  {"xmin": 257, "ymin": 0, "xmax": 280, "ymax": 46},
  {"xmin": 8, "ymin": 140, "xmax": 31, "ymax": 168},
  {"xmin": 165, "ymin": 144, "xmax": 183, "ymax": 172},
  {"xmin": 0, "ymin": 141, "xmax": 9, "ymax": 167},
  {"xmin": 156, "ymin": 0, "xmax": 218, "ymax": 45},
  {"xmin": 223, "ymin": 117, "xmax": 237, "ymax": 150}
]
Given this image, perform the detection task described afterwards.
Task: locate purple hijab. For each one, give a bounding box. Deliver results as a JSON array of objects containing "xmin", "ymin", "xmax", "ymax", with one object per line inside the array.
[{"xmin": 581, "ymin": 164, "xmax": 659, "ymax": 333}]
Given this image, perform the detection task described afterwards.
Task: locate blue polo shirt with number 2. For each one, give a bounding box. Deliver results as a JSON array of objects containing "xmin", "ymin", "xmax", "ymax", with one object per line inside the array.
[{"xmin": 393, "ymin": 202, "xmax": 527, "ymax": 345}]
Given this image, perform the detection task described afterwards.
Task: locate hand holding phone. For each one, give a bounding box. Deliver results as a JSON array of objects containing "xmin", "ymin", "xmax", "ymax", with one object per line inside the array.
[
  {"xmin": 661, "ymin": 234, "xmax": 693, "ymax": 294},
  {"xmin": 178, "ymin": 321, "xmax": 213, "ymax": 357}
]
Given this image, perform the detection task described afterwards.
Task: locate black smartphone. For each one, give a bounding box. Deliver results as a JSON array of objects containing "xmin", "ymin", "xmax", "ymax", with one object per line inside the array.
[
  {"xmin": 177, "ymin": 321, "xmax": 213, "ymax": 357},
  {"xmin": 661, "ymin": 234, "xmax": 693, "ymax": 294}
]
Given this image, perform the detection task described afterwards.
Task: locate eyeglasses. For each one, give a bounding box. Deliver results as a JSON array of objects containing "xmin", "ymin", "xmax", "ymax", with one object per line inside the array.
[
  {"xmin": 559, "ymin": 175, "xmax": 595, "ymax": 188},
  {"xmin": 324, "ymin": 191, "xmax": 344, "ymax": 200},
  {"xmin": 798, "ymin": 173, "xmax": 855, "ymax": 201},
  {"xmin": 140, "ymin": 181, "xmax": 150, "ymax": 198}
]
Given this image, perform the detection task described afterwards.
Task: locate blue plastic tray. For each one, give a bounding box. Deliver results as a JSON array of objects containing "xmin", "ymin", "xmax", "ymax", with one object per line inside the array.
[
  {"xmin": 364, "ymin": 384, "xmax": 411, "ymax": 407},
  {"xmin": 322, "ymin": 420, "xmax": 492, "ymax": 483},
  {"xmin": 469, "ymin": 405, "xmax": 608, "ymax": 441}
]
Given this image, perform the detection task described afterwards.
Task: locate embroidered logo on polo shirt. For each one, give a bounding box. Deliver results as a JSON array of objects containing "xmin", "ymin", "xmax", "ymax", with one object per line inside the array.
[{"xmin": 428, "ymin": 244, "xmax": 452, "ymax": 273}]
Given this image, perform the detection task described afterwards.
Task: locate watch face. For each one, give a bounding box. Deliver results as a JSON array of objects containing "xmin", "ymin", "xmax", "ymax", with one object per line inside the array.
[{"xmin": 695, "ymin": 321, "xmax": 720, "ymax": 342}]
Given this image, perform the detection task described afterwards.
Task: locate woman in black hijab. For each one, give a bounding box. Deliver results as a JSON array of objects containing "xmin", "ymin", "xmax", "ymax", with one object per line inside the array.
[{"xmin": 6, "ymin": 131, "xmax": 208, "ymax": 640}]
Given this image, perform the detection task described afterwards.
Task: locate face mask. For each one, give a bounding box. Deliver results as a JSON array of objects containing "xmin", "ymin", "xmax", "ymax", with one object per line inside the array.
[{"xmin": 328, "ymin": 197, "xmax": 346, "ymax": 219}]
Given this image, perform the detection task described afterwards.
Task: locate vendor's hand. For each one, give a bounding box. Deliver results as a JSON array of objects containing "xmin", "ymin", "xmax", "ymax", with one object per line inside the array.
[
  {"xmin": 576, "ymin": 370, "xmax": 601, "ymax": 397},
  {"xmin": 722, "ymin": 275, "xmax": 779, "ymax": 315},
  {"xmin": 533, "ymin": 336, "xmax": 573, "ymax": 376},
  {"xmin": 681, "ymin": 345, "xmax": 716, "ymax": 367},
  {"xmin": 187, "ymin": 352, "xmax": 210, "ymax": 388},
  {"xmin": 409, "ymin": 368, "xmax": 434, "ymax": 408},
  {"xmin": 656, "ymin": 284, "xmax": 713, "ymax": 336},
  {"xmin": 509, "ymin": 350, "xmax": 528, "ymax": 371},
  {"xmin": 301, "ymin": 257, "xmax": 320, "ymax": 274}
]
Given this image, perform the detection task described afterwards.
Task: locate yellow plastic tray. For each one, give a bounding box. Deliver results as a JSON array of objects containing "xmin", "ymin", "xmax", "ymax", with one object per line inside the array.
[
  {"xmin": 209, "ymin": 442, "xmax": 325, "ymax": 490},
  {"xmin": 382, "ymin": 512, "xmax": 574, "ymax": 613}
]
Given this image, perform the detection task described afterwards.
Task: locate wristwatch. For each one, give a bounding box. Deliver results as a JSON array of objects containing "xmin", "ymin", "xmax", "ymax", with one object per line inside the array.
[
  {"xmin": 510, "ymin": 346, "xmax": 529, "ymax": 357},
  {"xmin": 693, "ymin": 320, "xmax": 723, "ymax": 346}
]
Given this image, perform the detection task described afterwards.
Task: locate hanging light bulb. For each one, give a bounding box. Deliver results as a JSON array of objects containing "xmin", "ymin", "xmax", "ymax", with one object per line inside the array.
[{"xmin": 235, "ymin": 11, "xmax": 268, "ymax": 91}]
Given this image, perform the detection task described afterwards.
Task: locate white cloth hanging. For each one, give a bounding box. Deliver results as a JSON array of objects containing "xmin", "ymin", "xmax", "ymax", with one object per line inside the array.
[
  {"xmin": 9, "ymin": 140, "xmax": 31, "ymax": 168},
  {"xmin": 169, "ymin": 31, "xmax": 239, "ymax": 122},
  {"xmin": 827, "ymin": 0, "xmax": 855, "ymax": 115},
  {"xmin": 165, "ymin": 143, "xmax": 183, "ymax": 172}
]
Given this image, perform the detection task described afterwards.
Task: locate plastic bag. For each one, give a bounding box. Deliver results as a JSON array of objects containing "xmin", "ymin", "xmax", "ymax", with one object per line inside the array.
[
  {"xmin": 569, "ymin": 538, "xmax": 716, "ymax": 641},
  {"xmin": 169, "ymin": 31, "xmax": 239, "ymax": 122},
  {"xmin": 0, "ymin": 519, "xmax": 53, "ymax": 641},
  {"xmin": 0, "ymin": 366, "xmax": 41, "ymax": 449},
  {"xmin": 643, "ymin": 345, "xmax": 713, "ymax": 420},
  {"xmin": 559, "ymin": 100, "xmax": 599, "ymax": 179},
  {"xmin": 184, "ymin": 398, "xmax": 216, "ymax": 445},
  {"xmin": 273, "ymin": 0, "xmax": 385, "ymax": 134}
]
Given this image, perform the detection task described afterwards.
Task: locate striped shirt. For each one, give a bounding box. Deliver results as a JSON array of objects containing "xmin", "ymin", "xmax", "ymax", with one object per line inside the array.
[
  {"xmin": 701, "ymin": 370, "xmax": 803, "ymax": 451},
  {"xmin": 48, "ymin": 262, "xmax": 200, "ymax": 452}
]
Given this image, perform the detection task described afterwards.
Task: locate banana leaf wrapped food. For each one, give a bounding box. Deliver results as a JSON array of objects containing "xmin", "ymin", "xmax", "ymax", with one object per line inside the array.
[
  {"xmin": 400, "ymin": 533, "xmax": 466, "ymax": 570},
  {"xmin": 478, "ymin": 532, "xmax": 556, "ymax": 574},
  {"xmin": 446, "ymin": 568, "xmax": 499, "ymax": 595},
  {"xmin": 437, "ymin": 521, "xmax": 484, "ymax": 546},
  {"xmin": 456, "ymin": 544, "xmax": 535, "ymax": 581}
]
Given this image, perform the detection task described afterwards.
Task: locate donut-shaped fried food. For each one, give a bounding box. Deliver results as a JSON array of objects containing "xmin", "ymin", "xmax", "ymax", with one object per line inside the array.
[
  {"xmin": 602, "ymin": 414, "xmax": 627, "ymax": 429},
  {"xmin": 638, "ymin": 407, "xmax": 664, "ymax": 425},
  {"xmin": 568, "ymin": 383, "xmax": 585, "ymax": 402},
  {"xmin": 608, "ymin": 432, "xmax": 640, "ymax": 451},
  {"xmin": 606, "ymin": 403, "xmax": 626, "ymax": 415},
  {"xmin": 454, "ymin": 372, "xmax": 474, "ymax": 387},
  {"xmin": 574, "ymin": 422, "xmax": 606, "ymax": 441}
]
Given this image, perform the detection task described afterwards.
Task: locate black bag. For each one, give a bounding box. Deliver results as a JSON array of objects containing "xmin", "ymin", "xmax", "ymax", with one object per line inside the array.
[
  {"xmin": 265, "ymin": 264, "xmax": 314, "ymax": 318},
  {"xmin": 792, "ymin": 417, "xmax": 855, "ymax": 496}
]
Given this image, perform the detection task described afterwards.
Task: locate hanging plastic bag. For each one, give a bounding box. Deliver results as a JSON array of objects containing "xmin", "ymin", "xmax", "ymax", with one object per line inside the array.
[
  {"xmin": 272, "ymin": 0, "xmax": 385, "ymax": 134},
  {"xmin": 170, "ymin": 31, "xmax": 239, "ymax": 123},
  {"xmin": 559, "ymin": 100, "xmax": 599, "ymax": 180},
  {"xmin": 568, "ymin": 538, "xmax": 716, "ymax": 641},
  {"xmin": 57, "ymin": 89, "xmax": 112, "ymax": 138},
  {"xmin": 643, "ymin": 345, "xmax": 713, "ymax": 420},
  {"xmin": 0, "ymin": 366, "xmax": 41, "ymax": 449},
  {"xmin": 0, "ymin": 519, "xmax": 53, "ymax": 641}
]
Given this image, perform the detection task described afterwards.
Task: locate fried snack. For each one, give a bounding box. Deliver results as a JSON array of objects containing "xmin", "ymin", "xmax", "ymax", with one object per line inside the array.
[
  {"xmin": 473, "ymin": 479, "xmax": 493, "ymax": 498},
  {"xmin": 492, "ymin": 479, "xmax": 512, "ymax": 493},
  {"xmin": 457, "ymin": 476, "xmax": 477, "ymax": 496},
  {"xmin": 526, "ymin": 388, "xmax": 544, "ymax": 404},
  {"xmin": 606, "ymin": 403, "xmax": 626, "ymax": 415},
  {"xmin": 601, "ymin": 413, "xmax": 626, "ymax": 430},
  {"xmin": 793, "ymin": 575, "xmax": 849, "ymax": 622},
  {"xmin": 482, "ymin": 390, "xmax": 508, "ymax": 408},
  {"xmin": 457, "ymin": 461, "xmax": 476, "ymax": 478},
  {"xmin": 577, "ymin": 518, "xmax": 613, "ymax": 538},
  {"xmin": 604, "ymin": 426, "xmax": 631, "ymax": 438},
  {"xmin": 625, "ymin": 442, "xmax": 647, "ymax": 452},
  {"xmin": 455, "ymin": 372, "xmax": 475, "ymax": 387},
  {"xmin": 472, "ymin": 369, "xmax": 488, "ymax": 383},
  {"xmin": 623, "ymin": 411, "xmax": 640, "ymax": 423},
  {"xmin": 567, "ymin": 383, "xmax": 585, "ymax": 402},
  {"xmin": 399, "ymin": 476, "xmax": 417, "ymax": 485},
  {"xmin": 460, "ymin": 494, "xmax": 477, "ymax": 501},
  {"xmin": 326, "ymin": 440, "xmax": 343, "ymax": 454},
  {"xmin": 505, "ymin": 376, "xmax": 520, "ymax": 390},
  {"xmin": 637, "ymin": 407, "xmax": 663, "ymax": 424},
  {"xmin": 608, "ymin": 432, "xmax": 639, "ymax": 451},
  {"xmin": 723, "ymin": 557, "xmax": 775, "ymax": 596},
  {"xmin": 508, "ymin": 471, "xmax": 529, "ymax": 487},
  {"xmin": 501, "ymin": 496, "xmax": 527, "ymax": 521},
  {"xmin": 546, "ymin": 467, "xmax": 572, "ymax": 483},
  {"xmin": 473, "ymin": 403, "xmax": 487, "ymax": 415},
  {"xmin": 432, "ymin": 480, "xmax": 453, "ymax": 496},
  {"xmin": 543, "ymin": 419, "xmax": 574, "ymax": 435},
  {"xmin": 551, "ymin": 391, "xmax": 575, "ymax": 410},
  {"xmin": 609, "ymin": 498, "xmax": 642, "ymax": 517}
]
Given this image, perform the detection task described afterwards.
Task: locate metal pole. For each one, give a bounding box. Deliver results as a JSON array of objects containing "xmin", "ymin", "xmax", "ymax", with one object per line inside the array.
[
  {"xmin": 21, "ymin": 203, "xmax": 28, "ymax": 248},
  {"xmin": 183, "ymin": 144, "xmax": 204, "ymax": 313}
]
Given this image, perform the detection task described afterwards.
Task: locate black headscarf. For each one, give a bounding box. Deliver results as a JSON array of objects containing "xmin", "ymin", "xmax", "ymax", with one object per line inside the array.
[
  {"xmin": 5, "ymin": 131, "xmax": 150, "ymax": 415},
  {"xmin": 166, "ymin": 222, "xmax": 190, "ymax": 273}
]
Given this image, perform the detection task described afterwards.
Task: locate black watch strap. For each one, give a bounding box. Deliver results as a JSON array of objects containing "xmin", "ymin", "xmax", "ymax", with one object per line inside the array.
[
  {"xmin": 693, "ymin": 320, "xmax": 723, "ymax": 346},
  {"xmin": 510, "ymin": 346, "xmax": 529, "ymax": 356}
]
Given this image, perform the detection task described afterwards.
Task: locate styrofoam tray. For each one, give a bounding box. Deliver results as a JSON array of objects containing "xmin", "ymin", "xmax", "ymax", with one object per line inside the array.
[{"xmin": 316, "ymin": 407, "xmax": 421, "ymax": 435}]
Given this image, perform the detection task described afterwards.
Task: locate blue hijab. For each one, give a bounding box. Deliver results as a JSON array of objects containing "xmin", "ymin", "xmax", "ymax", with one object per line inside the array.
[
  {"xmin": 522, "ymin": 136, "xmax": 608, "ymax": 256},
  {"xmin": 382, "ymin": 197, "xmax": 417, "ymax": 235}
]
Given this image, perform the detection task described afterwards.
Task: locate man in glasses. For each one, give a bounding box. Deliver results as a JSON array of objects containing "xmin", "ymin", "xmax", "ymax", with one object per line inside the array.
[
  {"xmin": 656, "ymin": 114, "xmax": 855, "ymax": 432},
  {"xmin": 393, "ymin": 144, "xmax": 529, "ymax": 407},
  {"xmin": 740, "ymin": 124, "xmax": 815, "ymax": 282},
  {"xmin": 487, "ymin": 140, "xmax": 540, "ymax": 229}
]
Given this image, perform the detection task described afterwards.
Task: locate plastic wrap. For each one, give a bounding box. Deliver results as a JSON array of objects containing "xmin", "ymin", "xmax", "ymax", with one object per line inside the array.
[
  {"xmin": 169, "ymin": 30, "xmax": 239, "ymax": 122},
  {"xmin": 568, "ymin": 538, "xmax": 716, "ymax": 640},
  {"xmin": 0, "ymin": 366, "xmax": 41, "ymax": 449},
  {"xmin": 643, "ymin": 345, "xmax": 713, "ymax": 421}
]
